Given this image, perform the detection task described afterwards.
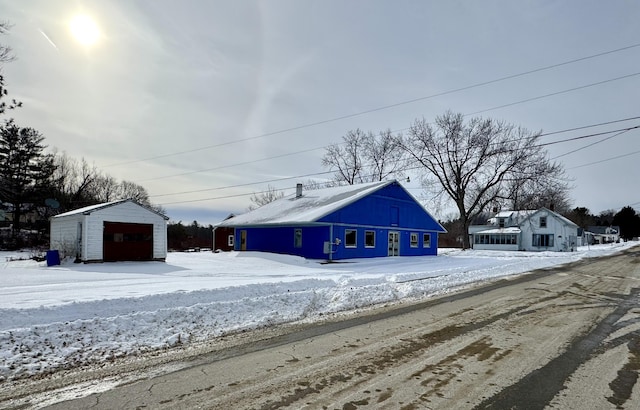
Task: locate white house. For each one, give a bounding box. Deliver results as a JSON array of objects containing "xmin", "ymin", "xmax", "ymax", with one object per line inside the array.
[
  {"xmin": 586, "ymin": 226, "xmax": 621, "ymax": 244},
  {"xmin": 50, "ymin": 199, "xmax": 169, "ymax": 263},
  {"xmin": 470, "ymin": 208, "xmax": 578, "ymax": 252}
]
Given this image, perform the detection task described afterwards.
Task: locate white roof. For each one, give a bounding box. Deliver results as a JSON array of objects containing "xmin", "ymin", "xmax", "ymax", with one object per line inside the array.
[
  {"xmin": 490, "ymin": 210, "xmax": 537, "ymax": 224},
  {"xmin": 217, "ymin": 180, "xmax": 395, "ymax": 226},
  {"xmin": 474, "ymin": 227, "xmax": 522, "ymax": 234},
  {"xmin": 52, "ymin": 199, "xmax": 168, "ymax": 220},
  {"xmin": 52, "ymin": 199, "xmax": 127, "ymax": 218}
]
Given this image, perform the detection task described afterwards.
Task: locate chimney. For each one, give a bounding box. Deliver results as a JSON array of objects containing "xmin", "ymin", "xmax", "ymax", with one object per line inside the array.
[{"xmin": 296, "ymin": 183, "xmax": 303, "ymax": 198}]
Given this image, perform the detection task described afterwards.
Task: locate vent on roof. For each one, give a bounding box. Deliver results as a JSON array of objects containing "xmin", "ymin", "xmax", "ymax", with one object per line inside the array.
[{"xmin": 296, "ymin": 183, "xmax": 303, "ymax": 198}]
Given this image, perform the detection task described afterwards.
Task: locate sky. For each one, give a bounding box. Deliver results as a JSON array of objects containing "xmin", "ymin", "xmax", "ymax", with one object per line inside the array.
[
  {"xmin": 0, "ymin": 1, "xmax": 638, "ymax": 225},
  {"xmin": 0, "ymin": 243, "xmax": 633, "ymax": 390}
]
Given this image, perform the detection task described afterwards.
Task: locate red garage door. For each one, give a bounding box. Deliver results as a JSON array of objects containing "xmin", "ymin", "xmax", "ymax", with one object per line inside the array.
[{"xmin": 103, "ymin": 222, "xmax": 153, "ymax": 262}]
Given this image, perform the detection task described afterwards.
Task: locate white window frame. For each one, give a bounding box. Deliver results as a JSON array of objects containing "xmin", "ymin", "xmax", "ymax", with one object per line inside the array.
[
  {"xmin": 423, "ymin": 233, "xmax": 431, "ymax": 248},
  {"xmin": 365, "ymin": 230, "xmax": 375, "ymax": 248},
  {"xmin": 532, "ymin": 233, "xmax": 554, "ymax": 247},
  {"xmin": 540, "ymin": 216, "xmax": 547, "ymax": 228},
  {"xmin": 345, "ymin": 229, "xmax": 357, "ymax": 248},
  {"xmin": 227, "ymin": 235, "xmax": 234, "ymax": 247},
  {"xmin": 410, "ymin": 232, "xmax": 419, "ymax": 248}
]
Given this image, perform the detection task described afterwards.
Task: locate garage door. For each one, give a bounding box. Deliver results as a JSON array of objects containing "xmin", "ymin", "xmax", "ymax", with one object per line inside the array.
[{"xmin": 103, "ymin": 222, "xmax": 153, "ymax": 262}]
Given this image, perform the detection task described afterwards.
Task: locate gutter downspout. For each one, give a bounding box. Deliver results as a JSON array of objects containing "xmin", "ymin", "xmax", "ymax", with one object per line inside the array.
[
  {"xmin": 212, "ymin": 226, "xmax": 217, "ymax": 252},
  {"xmin": 329, "ymin": 224, "xmax": 334, "ymax": 262}
]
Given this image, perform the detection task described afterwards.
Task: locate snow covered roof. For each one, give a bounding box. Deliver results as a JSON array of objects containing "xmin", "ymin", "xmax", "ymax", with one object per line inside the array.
[
  {"xmin": 473, "ymin": 227, "xmax": 522, "ymax": 234},
  {"xmin": 217, "ymin": 180, "xmax": 397, "ymax": 226},
  {"xmin": 52, "ymin": 199, "xmax": 169, "ymax": 220},
  {"xmin": 489, "ymin": 210, "xmax": 537, "ymax": 225}
]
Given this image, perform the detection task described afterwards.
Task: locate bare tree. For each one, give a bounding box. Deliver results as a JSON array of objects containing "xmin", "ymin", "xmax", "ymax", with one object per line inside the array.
[
  {"xmin": 248, "ymin": 184, "xmax": 284, "ymax": 210},
  {"xmin": 90, "ymin": 173, "xmax": 119, "ymax": 203},
  {"xmin": 0, "ymin": 22, "xmax": 21, "ymax": 115},
  {"xmin": 118, "ymin": 180, "xmax": 150, "ymax": 203},
  {"xmin": 398, "ymin": 111, "xmax": 567, "ymax": 249},
  {"xmin": 0, "ymin": 21, "xmax": 15, "ymax": 65},
  {"xmin": 322, "ymin": 129, "xmax": 405, "ymax": 185},
  {"xmin": 322, "ymin": 129, "xmax": 367, "ymax": 184},
  {"xmin": 51, "ymin": 152, "xmax": 101, "ymax": 209},
  {"xmin": 499, "ymin": 152, "xmax": 571, "ymax": 213},
  {"xmin": 365, "ymin": 129, "xmax": 405, "ymax": 182}
]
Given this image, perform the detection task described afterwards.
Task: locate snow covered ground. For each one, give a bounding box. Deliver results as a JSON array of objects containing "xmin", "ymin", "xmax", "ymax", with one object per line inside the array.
[{"xmin": 0, "ymin": 243, "xmax": 636, "ymax": 382}]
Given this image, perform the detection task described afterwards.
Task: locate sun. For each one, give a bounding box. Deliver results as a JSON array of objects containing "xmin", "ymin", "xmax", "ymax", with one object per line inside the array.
[{"xmin": 69, "ymin": 14, "xmax": 100, "ymax": 46}]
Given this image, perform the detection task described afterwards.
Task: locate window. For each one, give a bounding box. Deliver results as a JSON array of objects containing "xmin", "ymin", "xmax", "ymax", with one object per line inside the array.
[
  {"xmin": 227, "ymin": 235, "xmax": 234, "ymax": 247},
  {"xmin": 345, "ymin": 229, "xmax": 357, "ymax": 248},
  {"xmin": 532, "ymin": 234, "xmax": 554, "ymax": 247},
  {"xmin": 294, "ymin": 229, "xmax": 302, "ymax": 248},
  {"xmin": 423, "ymin": 233, "xmax": 431, "ymax": 248},
  {"xmin": 410, "ymin": 232, "xmax": 418, "ymax": 247},
  {"xmin": 539, "ymin": 216, "xmax": 547, "ymax": 228},
  {"xmin": 474, "ymin": 233, "xmax": 518, "ymax": 245},
  {"xmin": 498, "ymin": 218, "xmax": 505, "ymax": 228},
  {"xmin": 365, "ymin": 231, "xmax": 375, "ymax": 248}
]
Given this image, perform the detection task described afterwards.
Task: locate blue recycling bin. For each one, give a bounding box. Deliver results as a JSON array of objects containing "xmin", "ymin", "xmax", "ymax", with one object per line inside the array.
[{"xmin": 46, "ymin": 250, "xmax": 60, "ymax": 266}]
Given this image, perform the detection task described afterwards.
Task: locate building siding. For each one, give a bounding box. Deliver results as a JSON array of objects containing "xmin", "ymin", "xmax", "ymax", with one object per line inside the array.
[
  {"xmin": 50, "ymin": 201, "xmax": 167, "ymax": 262},
  {"xmin": 232, "ymin": 183, "xmax": 443, "ymax": 260}
]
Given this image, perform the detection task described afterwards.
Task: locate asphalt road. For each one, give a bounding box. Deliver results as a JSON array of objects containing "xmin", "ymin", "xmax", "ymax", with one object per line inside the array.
[{"xmin": 3, "ymin": 246, "xmax": 640, "ymax": 409}]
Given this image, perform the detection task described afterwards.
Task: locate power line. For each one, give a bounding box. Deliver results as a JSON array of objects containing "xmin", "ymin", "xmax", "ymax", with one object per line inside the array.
[
  {"xmin": 136, "ymin": 106, "xmax": 640, "ymax": 184},
  {"xmin": 103, "ymin": 42, "xmax": 640, "ymax": 169},
  {"xmin": 138, "ymin": 145, "xmax": 327, "ymax": 183},
  {"xmin": 568, "ymin": 148, "xmax": 640, "ymax": 170},
  {"xmin": 153, "ymin": 125, "xmax": 639, "ymax": 203},
  {"xmin": 551, "ymin": 129, "xmax": 631, "ymax": 160},
  {"xmin": 466, "ymin": 72, "xmax": 640, "ymax": 117}
]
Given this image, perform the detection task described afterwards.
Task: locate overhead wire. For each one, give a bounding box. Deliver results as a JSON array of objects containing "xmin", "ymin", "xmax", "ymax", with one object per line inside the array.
[
  {"xmin": 103, "ymin": 42, "xmax": 640, "ymax": 169},
  {"xmin": 153, "ymin": 125, "xmax": 640, "ymax": 204},
  {"xmin": 136, "ymin": 107, "xmax": 640, "ymax": 184}
]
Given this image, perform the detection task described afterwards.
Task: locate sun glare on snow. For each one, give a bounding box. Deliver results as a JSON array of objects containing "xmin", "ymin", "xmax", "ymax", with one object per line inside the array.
[{"xmin": 69, "ymin": 14, "xmax": 100, "ymax": 46}]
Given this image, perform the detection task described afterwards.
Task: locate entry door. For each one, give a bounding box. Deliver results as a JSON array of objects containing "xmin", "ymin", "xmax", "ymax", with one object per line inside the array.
[
  {"xmin": 388, "ymin": 231, "xmax": 399, "ymax": 256},
  {"xmin": 240, "ymin": 230, "xmax": 247, "ymax": 251}
]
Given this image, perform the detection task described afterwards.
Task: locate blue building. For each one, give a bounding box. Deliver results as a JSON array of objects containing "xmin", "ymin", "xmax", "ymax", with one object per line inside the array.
[{"xmin": 216, "ymin": 180, "xmax": 446, "ymax": 261}]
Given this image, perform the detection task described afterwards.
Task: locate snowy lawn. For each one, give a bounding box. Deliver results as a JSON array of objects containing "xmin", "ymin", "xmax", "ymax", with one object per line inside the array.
[{"xmin": 0, "ymin": 243, "xmax": 636, "ymax": 381}]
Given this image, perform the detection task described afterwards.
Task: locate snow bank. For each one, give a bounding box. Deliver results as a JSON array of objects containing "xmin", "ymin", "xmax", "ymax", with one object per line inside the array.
[{"xmin": 0, "ymin": 243, "xmax": 635, "ymax": 381}]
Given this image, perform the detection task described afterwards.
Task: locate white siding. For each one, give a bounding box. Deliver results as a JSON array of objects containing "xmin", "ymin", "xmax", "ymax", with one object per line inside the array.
[
  {"xmin": 50, "ymin": 200, "xmax": 167, "ymax": 262},
  {"xmin": 520, "ymin": 210, "xmax": 578, "ymax": 252},
  {"xmin": 50, "ymin": 214, "xmax": 83, "ymax": 258}
]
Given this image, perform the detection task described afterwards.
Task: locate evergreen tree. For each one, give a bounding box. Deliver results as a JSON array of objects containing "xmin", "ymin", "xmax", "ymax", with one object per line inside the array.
[
  {"xmin": 613, "ymin": 206, "xmax": 640, "ymax": 240},
  {"xmin": 0, "ymin": 119, "xmax": 55, "ymax": 242}
]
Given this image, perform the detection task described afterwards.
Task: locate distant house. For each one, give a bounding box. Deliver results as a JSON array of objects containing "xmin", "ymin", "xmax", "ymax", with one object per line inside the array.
[
  {"xmin": 586, "ymin": 226, "xmax": 620, "ymax": 244},
  {"xmin": 50, "ymin": 199, "xmax": 169, "ymax": 263},
  {"xmin": 212, "ymin": 214, "xmax": 235, "ymax": 252},
  {"xmin": 469, "ymin": 208, "xmax": 578, "ymax": 252},
  {"xmin": 215, "ymin": 180, "xmax": 446, "ymax": 260}
]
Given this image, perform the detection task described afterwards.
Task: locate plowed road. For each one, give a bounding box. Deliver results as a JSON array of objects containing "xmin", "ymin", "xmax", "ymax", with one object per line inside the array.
[{"xmin": 3, "ymin": 247, "xmax": 640, "ymax": 409}]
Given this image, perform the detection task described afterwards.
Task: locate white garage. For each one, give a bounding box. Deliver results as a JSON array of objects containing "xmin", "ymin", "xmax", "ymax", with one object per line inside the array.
[{"xmin": 50, "ymin": 199, "xmax": 168, "ymax": 263}]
